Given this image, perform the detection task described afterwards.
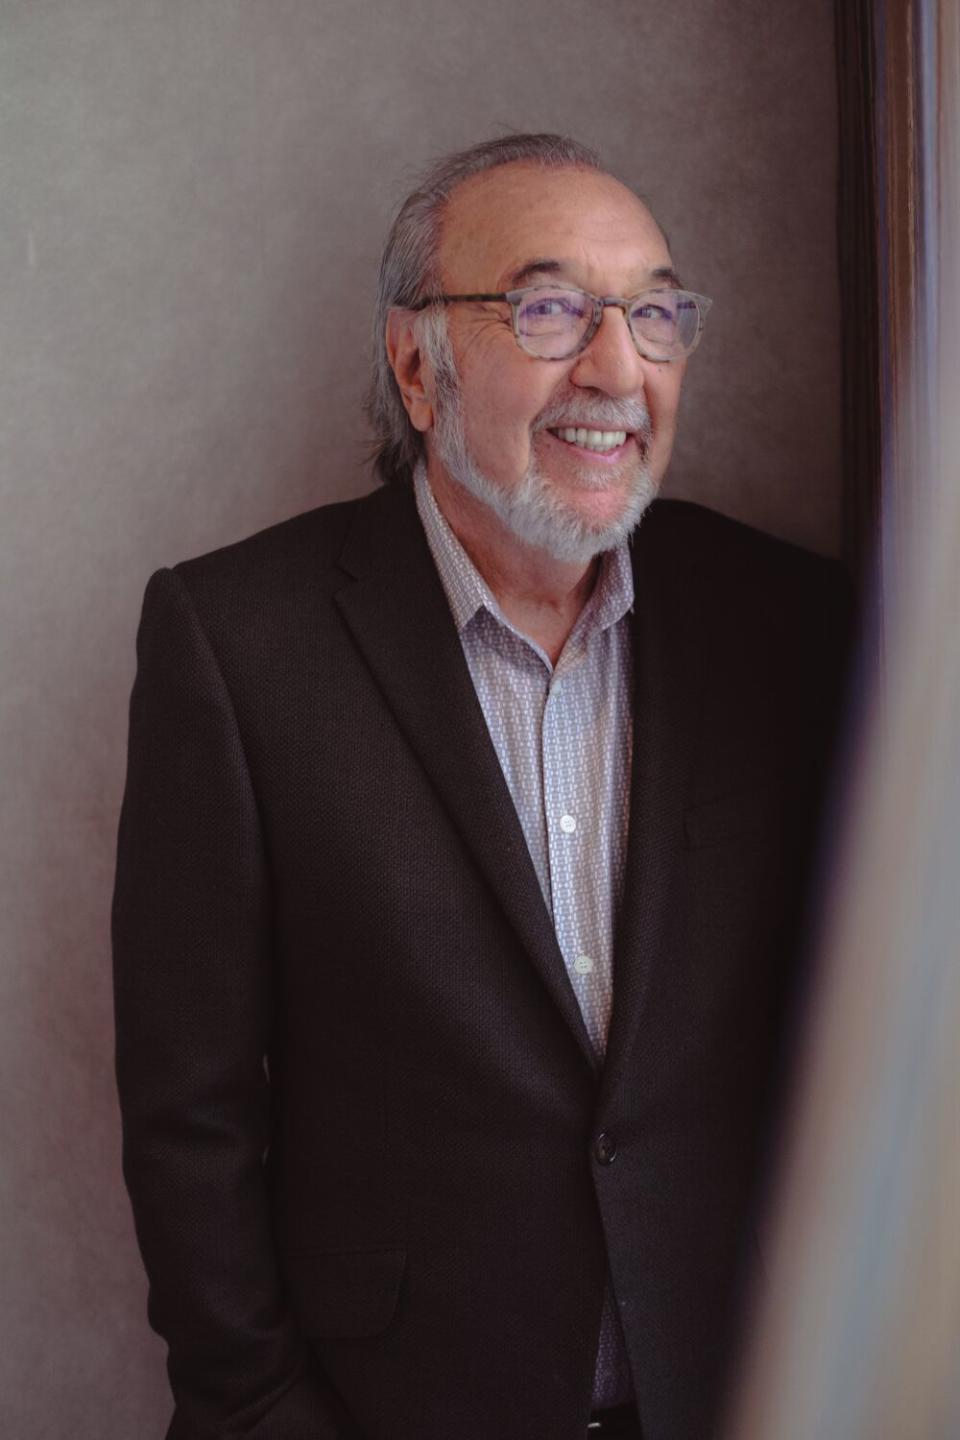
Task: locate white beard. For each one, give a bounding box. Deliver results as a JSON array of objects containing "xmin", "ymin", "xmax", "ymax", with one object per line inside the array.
[{"xmin": 422, "ymin": 312, "xmax": 657, "ymax": 567}]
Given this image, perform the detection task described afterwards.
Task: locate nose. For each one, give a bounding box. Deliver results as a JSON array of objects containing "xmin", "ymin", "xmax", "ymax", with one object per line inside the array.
[{"xmin": 568, "ymin": 303, "xmax": 646, "ymax": 398}]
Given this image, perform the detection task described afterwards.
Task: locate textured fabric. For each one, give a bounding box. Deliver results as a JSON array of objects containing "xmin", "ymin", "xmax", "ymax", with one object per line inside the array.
[
  {"xmin": 415, "ymin": 466, "xmax": 633, "ymax": 1056},
  {"xmin": 112, "ymin": 481, "xmax": 855, "ymax": 1440},
  {"xmin": 415, "ymin": 468, "xmax": 635, "ymax": 1408}
]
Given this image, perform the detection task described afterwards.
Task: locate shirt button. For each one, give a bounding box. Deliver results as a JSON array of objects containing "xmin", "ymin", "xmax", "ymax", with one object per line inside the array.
[
  {"xmin": 559, "ymin": 814, "xmax": 577, "ymax": 834},
  {"xmin": 574, "ymin": 954, "xmax": 594, "ymax": 975},
  {"xmin": 594, "ymin": 1132, "xmax": 618, "ymax": 1166}
]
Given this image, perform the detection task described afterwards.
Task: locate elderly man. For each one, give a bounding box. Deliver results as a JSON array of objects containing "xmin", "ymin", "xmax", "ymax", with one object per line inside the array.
[{"xmin": 113, "ymin": 134, "xmax": 851, "ymax": 1440}]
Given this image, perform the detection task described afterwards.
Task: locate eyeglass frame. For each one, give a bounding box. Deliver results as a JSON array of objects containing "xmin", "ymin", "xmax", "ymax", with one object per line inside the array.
[{"xmin": 410, "ymin": 284, "xmax": 713, "ymax": 363}]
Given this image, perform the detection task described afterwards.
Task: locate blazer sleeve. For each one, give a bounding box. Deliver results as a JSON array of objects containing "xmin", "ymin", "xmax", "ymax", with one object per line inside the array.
[{"xmin": 112, "ymin": 567, "xmax": 360, "ymax": 1440}]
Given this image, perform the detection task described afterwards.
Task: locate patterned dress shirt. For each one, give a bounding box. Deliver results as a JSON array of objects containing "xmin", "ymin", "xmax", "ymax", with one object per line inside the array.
[{"xmin": 414, "ymin": 465, "xmax": 635, "ymax": 1410}]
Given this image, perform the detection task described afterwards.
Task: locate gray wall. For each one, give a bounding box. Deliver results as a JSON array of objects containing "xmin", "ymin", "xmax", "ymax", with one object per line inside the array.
[{"xmin": 0, "ymin": 3, "xmax": 840, "ymax": 1435}]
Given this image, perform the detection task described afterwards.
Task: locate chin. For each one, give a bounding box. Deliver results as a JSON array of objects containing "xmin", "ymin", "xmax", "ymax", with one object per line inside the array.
[
  {"xmin": 498, "ymin": 461, "xmax": 658, "ymax": 566},
  {"xmin": 434, "ymin": 405, "xmax": 657, "ymax": 565}
]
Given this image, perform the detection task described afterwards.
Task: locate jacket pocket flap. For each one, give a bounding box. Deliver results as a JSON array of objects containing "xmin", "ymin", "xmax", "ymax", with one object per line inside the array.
[{"xmin": 283, "ymin": 1245, "xmax": 407, "ymax": 1340}]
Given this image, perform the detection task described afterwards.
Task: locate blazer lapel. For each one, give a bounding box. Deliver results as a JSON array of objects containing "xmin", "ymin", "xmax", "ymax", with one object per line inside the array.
[
  {"xmin": 601, "ymin": 505, "xmax": 710, "ymax": 1100},
  {"xmin": 333, "ymin": 484, "xmax": 598, "ymax": 1070}
]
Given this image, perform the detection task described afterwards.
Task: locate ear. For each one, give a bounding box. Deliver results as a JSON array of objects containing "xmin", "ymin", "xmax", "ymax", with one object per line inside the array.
[{"xmin": 385, "ymin": 309, "xmax": 434, "ymax": 433}]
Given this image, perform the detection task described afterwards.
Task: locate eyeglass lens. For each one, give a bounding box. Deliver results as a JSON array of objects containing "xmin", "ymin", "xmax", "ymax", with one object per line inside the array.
[{"xmin": 515, "ymin": 288, "xmax": 702, "ymax": 360}]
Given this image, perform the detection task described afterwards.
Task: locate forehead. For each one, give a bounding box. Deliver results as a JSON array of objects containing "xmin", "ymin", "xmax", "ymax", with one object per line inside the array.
[{"xmin": 437, "ymin": 162, "xmax": 671, "ymax": 291}]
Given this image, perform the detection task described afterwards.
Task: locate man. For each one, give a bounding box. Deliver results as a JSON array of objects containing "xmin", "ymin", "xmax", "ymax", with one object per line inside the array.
[{"xmin": 113, "ymin": 134, "xmax": 852, "ymax": 1440}]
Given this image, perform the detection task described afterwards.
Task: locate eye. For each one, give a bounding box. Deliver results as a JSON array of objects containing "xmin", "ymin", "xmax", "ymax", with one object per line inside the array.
[
  {"xmin": 627, "ymin": 291, "xmax": 705, "ymax": 357},
  {"xmin": 529, "ymin": 299, "xmax": 564, "ymax": 317},
  {"xmin": 631, "ymin": 301, "xmax": 676, "ymax": 324},
  {"xmin": 523, "ymin": 294, "xmax": 586, "ymax": 320}
]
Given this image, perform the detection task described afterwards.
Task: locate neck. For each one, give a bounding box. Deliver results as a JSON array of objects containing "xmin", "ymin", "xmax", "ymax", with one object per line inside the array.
[{"xmin": 427, "ymin": 460, "xmax": 598, "ymax": 666}]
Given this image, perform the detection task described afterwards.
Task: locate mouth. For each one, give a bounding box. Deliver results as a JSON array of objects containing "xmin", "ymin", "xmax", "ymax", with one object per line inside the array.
[{"xmin": 545, "ymin": 426, "xmax": 640, "ymax": 461}]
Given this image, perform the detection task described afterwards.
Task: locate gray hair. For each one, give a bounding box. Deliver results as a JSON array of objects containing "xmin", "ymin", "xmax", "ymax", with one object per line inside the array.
[{"xmin": 365, "ymin": 132, "xmax": 605, "ymax": 486}]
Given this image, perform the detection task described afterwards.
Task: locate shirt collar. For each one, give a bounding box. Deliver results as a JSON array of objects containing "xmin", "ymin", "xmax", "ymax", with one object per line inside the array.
[
  {"xmin": 414, "ymin": 463, "xmax": 499, "ymax": 633},
  {"xmin": 413, "ymin": 461, "xmax": 634, "ymax": 641}
]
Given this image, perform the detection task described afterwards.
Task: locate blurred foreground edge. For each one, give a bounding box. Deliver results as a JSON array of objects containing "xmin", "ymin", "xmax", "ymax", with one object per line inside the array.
[{"xmin": 725, "ymin": 5, "xmax": 960, "ymax": 1438}]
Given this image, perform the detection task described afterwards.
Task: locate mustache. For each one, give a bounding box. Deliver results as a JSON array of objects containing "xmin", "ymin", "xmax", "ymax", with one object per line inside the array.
[{"xmin": 533, "ymin": 393, "xmax": 652, "ymax": 441}]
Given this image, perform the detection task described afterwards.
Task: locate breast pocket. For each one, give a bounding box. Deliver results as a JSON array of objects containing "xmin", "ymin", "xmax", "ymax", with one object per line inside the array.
[{"xmin": 282, "ymin": 1245, "xmax": 407, "ymax": 1340}]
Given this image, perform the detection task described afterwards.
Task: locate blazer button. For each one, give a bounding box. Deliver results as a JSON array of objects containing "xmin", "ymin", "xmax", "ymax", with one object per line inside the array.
[{"xmin": 594, "ymin": 1132, "xmax": 618, "ymax": 1165}]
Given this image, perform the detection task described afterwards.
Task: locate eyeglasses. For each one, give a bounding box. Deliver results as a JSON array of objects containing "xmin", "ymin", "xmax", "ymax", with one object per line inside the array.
[{"xmin": 412, "ymin": 284, "xmax": 712, "ymax": 362}]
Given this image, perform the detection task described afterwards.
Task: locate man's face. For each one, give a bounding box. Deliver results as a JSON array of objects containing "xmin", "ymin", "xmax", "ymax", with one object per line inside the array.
[{"xmin": 421, "ymin": 163, "xmax": 686, "ymax": 562}]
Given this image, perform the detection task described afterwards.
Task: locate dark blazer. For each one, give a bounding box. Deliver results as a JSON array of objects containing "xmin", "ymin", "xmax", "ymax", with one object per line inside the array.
[{"xmin": 112, "ymin": 482, "xmax": 852, "ymax": 1440}]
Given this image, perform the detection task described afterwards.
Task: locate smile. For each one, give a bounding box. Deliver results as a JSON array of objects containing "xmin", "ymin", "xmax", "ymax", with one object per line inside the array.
[{"xmin": 548, "ymin": 427, "xmax": 629, "ymax": 453}]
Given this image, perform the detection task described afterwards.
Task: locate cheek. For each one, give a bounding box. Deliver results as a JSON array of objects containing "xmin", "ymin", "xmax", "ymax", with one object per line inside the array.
[
  {"xmin": 465, "ymin": 372, "xmax": 552, "ymax": 464},
  {"xmin": 645, "ymin": 373, "xmax": 684, "ymax": 475},
  {"xmin": 650, "ymin": 369, "xmax": 684, "ymax": 430}
]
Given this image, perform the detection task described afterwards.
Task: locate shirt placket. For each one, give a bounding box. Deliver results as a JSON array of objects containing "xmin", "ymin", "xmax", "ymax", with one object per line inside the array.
[{"xmin": 542, "ymin": 649, "xmax": 610, "ymax": 1058}]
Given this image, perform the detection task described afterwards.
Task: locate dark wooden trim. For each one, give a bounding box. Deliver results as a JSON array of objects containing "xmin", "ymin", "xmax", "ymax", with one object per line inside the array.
[{"xmin": 834, "ymin": 0, "xmax": 883, "ymax": 585}]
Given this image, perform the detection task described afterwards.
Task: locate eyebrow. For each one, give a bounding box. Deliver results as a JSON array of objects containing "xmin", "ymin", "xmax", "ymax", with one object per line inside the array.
[
  {"xmin": 649, "ymin": 265, "xmax": 683, "ymax": 289},
  {"xmin": 503, "ymin": 258, "xmax": 684, "ymax": 290}
]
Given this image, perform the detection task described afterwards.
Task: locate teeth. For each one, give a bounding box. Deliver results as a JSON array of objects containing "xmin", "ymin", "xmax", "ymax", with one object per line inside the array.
[{"xmin": 553, "ymin": 428, "xmax": 627, "ymax": 452}]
